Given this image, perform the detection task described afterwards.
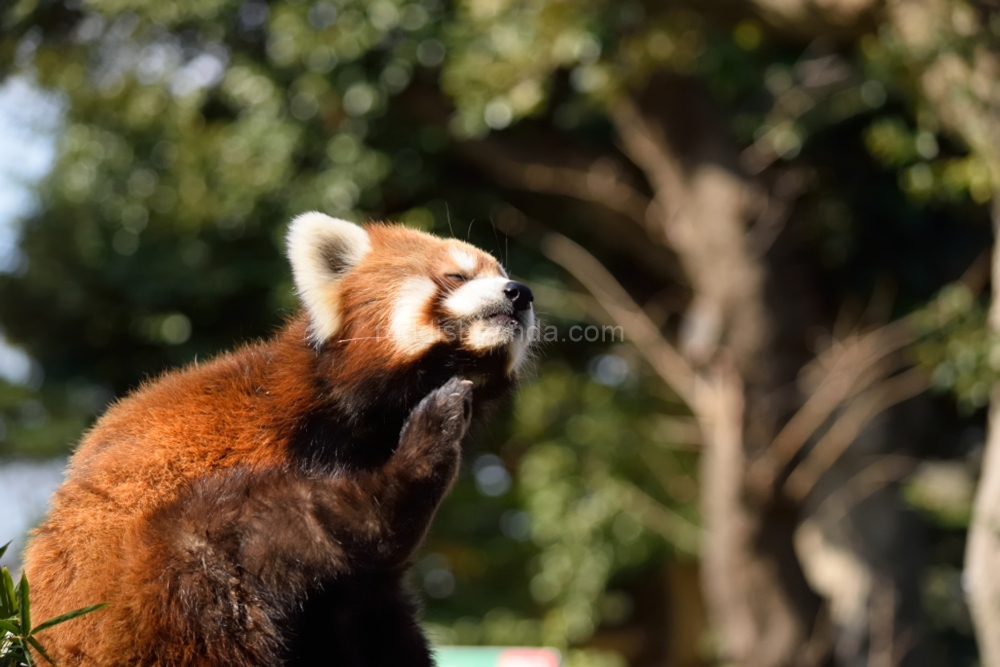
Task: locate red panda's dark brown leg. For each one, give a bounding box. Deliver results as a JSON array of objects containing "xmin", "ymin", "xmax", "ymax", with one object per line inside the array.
[
  {"xmin": 265, "ymin": 377, "xmax": 471, "ymax": 571},
  {"xmin": 369, "ymin": 376, "xmax": 473, "ymax": 565}
]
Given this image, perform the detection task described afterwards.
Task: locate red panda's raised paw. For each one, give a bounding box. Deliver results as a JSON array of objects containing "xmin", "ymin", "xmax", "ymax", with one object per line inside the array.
[
  {"xmin": 401, "ymin": 377, "xmax": 473, "ymax": 448},
  {"xmin": 391, "ymin": 377, "xmax": 473, "ymax": 482}
]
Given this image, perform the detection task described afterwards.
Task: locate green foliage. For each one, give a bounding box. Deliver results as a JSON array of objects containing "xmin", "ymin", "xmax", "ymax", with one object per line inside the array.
[
  {"xmin": 914, "ymin": 285, "xmax": 998, "ymax": 412},
  {"xmin": 427, "ymin": 359, "xmax": 695, "ymax": 651},
  {"xmin": 0, "ymin": 543, "xmax": 108, "ymax": 667},
  {"xmin": 865, "ymin": 116, "xmax": 994, "ymax": 204},
  {"xmin": 0, "ymin": 379, "xmax": 93, "ymax": 458},
  {"xmin": 859, "ymin": 12, "xmax": 1000, "ymax": 206},
  {"xmin": 514, "ymin": 363, "xmax": 697, "ymax": 645}
]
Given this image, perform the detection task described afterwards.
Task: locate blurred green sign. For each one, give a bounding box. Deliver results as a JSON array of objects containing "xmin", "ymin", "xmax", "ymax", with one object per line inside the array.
[{"xmin": 433, "ymin": 647, "xmax": 561, "ymax": 667}]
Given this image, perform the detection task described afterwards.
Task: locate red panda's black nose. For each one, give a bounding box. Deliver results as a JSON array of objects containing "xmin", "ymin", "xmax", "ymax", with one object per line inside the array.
[{"xmin": 503, "ymin": 282, "xmax": 534, "ymax": 312}]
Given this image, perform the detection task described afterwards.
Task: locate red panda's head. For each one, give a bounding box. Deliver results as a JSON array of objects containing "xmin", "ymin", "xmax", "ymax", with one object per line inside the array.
[{"xmin": 287, "ymin": 213, "xmax": 535, "ymax": 391}]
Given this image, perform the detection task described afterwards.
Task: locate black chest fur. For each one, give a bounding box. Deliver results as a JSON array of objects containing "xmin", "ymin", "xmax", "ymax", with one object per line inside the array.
[
  {"xmin": 289, "ymin": 344, "xmax": 512, "ymax": 471},
  {"xmin": 285, "ymin": 574, "xmax": 433, "ymax": 667}
]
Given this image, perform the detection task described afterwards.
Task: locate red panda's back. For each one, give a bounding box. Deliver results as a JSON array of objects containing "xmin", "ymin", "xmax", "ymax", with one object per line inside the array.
[{"xmin": 24, "ymin": 339, "xmax": 297, "ymax": 665}]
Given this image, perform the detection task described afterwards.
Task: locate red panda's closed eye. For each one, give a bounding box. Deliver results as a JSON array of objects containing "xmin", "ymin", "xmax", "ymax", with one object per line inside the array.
[{"xmin": 445, "ymin": 273, "xmax": 468, "ymax": 283}]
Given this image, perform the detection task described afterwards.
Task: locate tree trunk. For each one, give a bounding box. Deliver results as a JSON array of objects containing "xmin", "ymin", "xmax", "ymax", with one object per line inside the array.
[
  {"xmin": 696, "ymin": 362, "xmax": 829, "ymax": 667},
  {"xmin": 965, "ymin": 202, "xmax": 1000, "ymax": 667},
  {"xmin": 613, "ymin": 75, "xmax": 829, "ymax": 667}
]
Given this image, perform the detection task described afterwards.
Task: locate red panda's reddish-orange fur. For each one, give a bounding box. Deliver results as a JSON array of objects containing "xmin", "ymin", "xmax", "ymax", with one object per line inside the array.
[{"xmin": 23, "ymin": 220, "xmax": 535, "ymax": 666}]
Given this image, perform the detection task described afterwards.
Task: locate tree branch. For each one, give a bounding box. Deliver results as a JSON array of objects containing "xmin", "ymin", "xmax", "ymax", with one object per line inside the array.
[
  {"xmin": 783, "ymin": 367, "xmax": 929, "ymax": 502},
  {"xmin": 603, "ymin": 477, "xmax": 701, "ymax": 555},
  {"xmin": 811, "ymin": 455, "xmax": 917, "ymax": 526},
  {"xmin": 611, "ymin": 84, "xmax": 768, "ymax": 370},
  {"xmin": 746, "ymin": 319, "xmax": 917, "ymax": 496},
  {"xmin": 473, "ymin": 152, "xmax": 653, "ymax": 230},
  {"xmin": 541, "ymin": 232, "xmax": 699, "ymax": 405},
  {"xmin": 611, "ymin": 98, "xmax": 695, "ymax": 234}
]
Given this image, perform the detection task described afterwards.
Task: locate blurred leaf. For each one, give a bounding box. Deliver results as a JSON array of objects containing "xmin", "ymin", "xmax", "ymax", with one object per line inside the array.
[
  {"xmin": 25, "ymin": 637, "xmax": 54, "ymax": 667},
  {"xmin": 3, "ymin": 570, "xmax": 16, "ymax": 618},
  {"xmin": 17, "ymin": 574, "xmax": 28, "ymax": 638},
  {"xmin": 32, "ymin": 604, "xmax": 110, "ymax": 635}
]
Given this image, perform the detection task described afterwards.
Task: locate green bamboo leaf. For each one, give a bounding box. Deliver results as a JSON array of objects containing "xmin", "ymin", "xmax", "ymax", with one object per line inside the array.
[
  {"xmin": 3, "ymin": 569, "xmax": 16, "ymax": 615},
  {"xmin": 26, "ymin": 636, "xmax": 57, "ymax": 666},
  {"xmin": 18, "ymin": 637, "xmax": 34, "ymax": 666},
  {"xmin": 32, "ymin": 604, "xmax": 109, "ymax": 635},
  {"xmin": 0, "ymin": 568, "xmax": 11, "ymax": 618},
  {"xmin": 0, "ymin": 543, "xmax": 9, "ymax": 562},
  {"xmin": 0, "ymin": 618, "xmax": 20, "ymax": 635},
  {"xmin": 17, "ymin": 574, "xmax": 29, "ymax": 638}
]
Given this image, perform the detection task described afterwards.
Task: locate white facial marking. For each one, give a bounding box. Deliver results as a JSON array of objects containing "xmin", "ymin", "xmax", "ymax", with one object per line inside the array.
[
  {"xmin": 443, "ymin": 277, "xmax": 510, "ymax": 319},
  {"xmin": 390, "ymin": 277, "xmax": 443, "ymax": 356},
  {"xmin": 466, "ymin": 320, "xmax": 512, "ymax": 351},
  {"xmin": 451, "ymin": 249, "xmax": 479, "ymax": 275},
  {"xmin": 443, "ymin": 275, "xmax": 536, "ymax": 374},
  {"xmin": 287, "ymin": 213, "xmax": 371, "ymax": 343}
]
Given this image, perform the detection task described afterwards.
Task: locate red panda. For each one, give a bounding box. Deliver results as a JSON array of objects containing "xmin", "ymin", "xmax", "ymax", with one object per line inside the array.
[{"xmin": 23, "ymin": 214, "xmax": 535, "ymax": 667}]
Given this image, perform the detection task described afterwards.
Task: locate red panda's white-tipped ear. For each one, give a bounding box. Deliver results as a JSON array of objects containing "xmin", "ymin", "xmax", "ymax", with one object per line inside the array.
[{"xmin": 287, "ymin": 212, "xmax": 371, "ymax": 343}]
